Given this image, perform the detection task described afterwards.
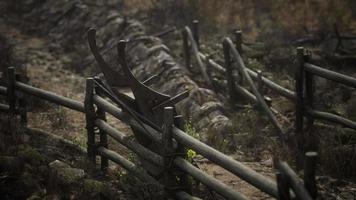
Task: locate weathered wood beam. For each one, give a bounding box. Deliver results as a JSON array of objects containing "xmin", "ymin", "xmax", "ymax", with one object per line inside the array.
[
  {"xmin": 15, "ymin": 81, "xmax": 84, "ymax": 112},
  {"xmin": 0, "ymin": 85, "xmax": 7, "ymax": 95},
  {"xmin": 304, "ymin": 63, "xmax": 356, "ymax": 88}
]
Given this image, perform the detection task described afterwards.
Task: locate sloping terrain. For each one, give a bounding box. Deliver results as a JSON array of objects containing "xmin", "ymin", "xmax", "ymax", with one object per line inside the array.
[
  {"xmin": 1, "ymin": 0, "xmax": 356, "ymax": 199},
  {"xmin": 0, "ymin": 3, "xmax": 278, "ymax": 200}
]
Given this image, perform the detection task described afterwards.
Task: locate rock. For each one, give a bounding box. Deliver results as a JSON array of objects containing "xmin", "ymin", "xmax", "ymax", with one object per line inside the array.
[
  {"xmin": 339, "ymin": 191, "xmax": 356, "ymax": 199},
  {"xmin": 83, "ymin": 179, "xmax": 105, "ymax": 194},
  {"xmin": 49, "ymin": 160, "xmax": 85, "ymax": 185},
  {"xmin": 206, "ymin": 115, "xmax": 232, "ymax": 149},
  {"xmin": 27, "ymin": 194, "xmax": 42, "ymax": 200},
  {"xmin": 49, "ymin": 159, "xmax": 70, "ymax": 169},
  {"xmin": 273, "ymin": 98, "xmax": 294, "ymax": 113}
]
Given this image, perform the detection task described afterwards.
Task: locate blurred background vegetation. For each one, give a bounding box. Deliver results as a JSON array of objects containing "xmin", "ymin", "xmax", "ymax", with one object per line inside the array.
[{"xmin": 120, "ymin": 0, "xmax": 356, "ymax": 42}]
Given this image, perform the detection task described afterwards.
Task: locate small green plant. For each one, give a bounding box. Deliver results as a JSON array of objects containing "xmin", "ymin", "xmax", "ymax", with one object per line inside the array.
[
  {"xmin": 186, "ymin": 149, "xmax": 196, "ymax": 162},
  {"xmin": 72, "ymin": 136, "xmax": 87, "ymax": 148},
  {"xmin": 184, "ymin": 120, "xmax": 199, "ymax": 139},
  {"xmin": 113, "ymin": 169, "xmax": 126, "ymax": 179},
  {"xmin": 128, "ymin": 152, "xmax": 137, "ymax": 163},
  {"xmin": 183, "ymin": 120, "xmax": 198, "ymax": 163}
]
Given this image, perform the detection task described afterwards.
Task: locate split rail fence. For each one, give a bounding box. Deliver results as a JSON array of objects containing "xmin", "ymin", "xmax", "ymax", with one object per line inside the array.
[
  {"xmin": 0, "ymin": 65, "xmax": 318, "ymax": 199},
  {"xmin": 182, "ymin": 20, "xmax": 356, "ymax": 168}
]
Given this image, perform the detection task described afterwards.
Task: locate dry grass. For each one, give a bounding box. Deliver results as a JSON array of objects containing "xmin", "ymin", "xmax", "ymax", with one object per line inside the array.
[{"xmin": 122, "ymin": 0, "xmax": 355, "ymax": 41}]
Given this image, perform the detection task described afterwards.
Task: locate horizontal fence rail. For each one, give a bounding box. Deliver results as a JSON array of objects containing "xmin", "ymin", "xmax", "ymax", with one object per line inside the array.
[
  {"xmin": 246, "ymin": 68, "xmax": 296, "ymax": 100},
  {"xmin": 235, "ymin": 84, "xmax": 258, "ymax": 103},
  {"xmin": 0, "ymin": 85, "xmax": 7, "ymax": 95},
  {"xmin": 97, "ymin": 146, "xmax": 158, "ymax": 183},
  {"xmin": 0, "ymin": 103, "xmax": 9, "ymax": 112},
  {"xmin": 15, "ymin": 81, "xmax": 85, "ymax": 112},
  {"xmin": 304, "ymin": 63, "xmax": 356, "ymax": 88},
  {"xmin": 306, "ymin": 107, "xmax": 356, "ymax": 130}
]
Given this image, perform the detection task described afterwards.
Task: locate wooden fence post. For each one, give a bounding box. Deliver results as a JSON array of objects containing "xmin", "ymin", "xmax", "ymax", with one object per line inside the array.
[
  {"xmin": 96, "ymin": 87, "xmax": 108, "ymax": 172},
  {"xmin": 257, "ymin": 70, "xmax": 273, "ymax": 107},
  {"xmin": 257, "ymin": 70, "xmax": 263, "ymax": 94},
  {"xmin": 174, "ymin": 115, "xmax": 192, "ymax": 193},
  {"xmin": 18, "ymin": 75, "xmax": 27, "ymax": 128},
  {"xmin": 257, "ymin": 70, "xmax": 264, "ymax": 135},
  {"xmin": 304, "ymin": 50, "xmax": 314, "ymax": 128},
  {"xmin": 234, "ymin": 30, "xmax": 243, "ymax": 84},
  {"xmin": 182, "ymin": 29, "xmax": 191, "ymax": 70},
  {"xmin": 296, "ymin": 47, "xmax": 305, "ymax": 170},
  {"xmin": 162, "ymin": 107, "xmax": 174, "ymax": 192},
  {"xmin": 276, "ymin": 171, "xmax": 291, "ymax": 200},
  {"xmin": 7, "ymin": 67, "xmax": 16, "ymax": 116},
  {"xmin": 85, "ymin": 78, "xmax": 96, "ymax": 164},
  {"xmin": 223, "ymin": 40, "xmax": 237, "ymax": 103},
  {"xmin": 304, "ymin": 152, "xmax": 318, "ymax": 199},
  {"xmin": 205, "ymin": 54, "xmax": 213, "ymax": 85},
  {"xmin": 6, "ymin": 67, "xmax": 17, "ymax": 140},
  {"xmin": 234, "ymin": 30, "xmax": 243, "ymax": 55},
  {"xmin": 163, "ymin": 107, "xmax": 174, "ymax": 157},
  {"xmin": 192, "ymin": 20, "xmax": 200, "ymax": 49}
]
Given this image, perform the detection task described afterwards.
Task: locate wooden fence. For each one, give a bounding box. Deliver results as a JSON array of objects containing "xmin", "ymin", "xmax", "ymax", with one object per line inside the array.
[
  {"xmin": 0, "ymin": 64, "xmax": 319, "ymax": 199},
  {"xmin": 182, "ymin": 20, "xmax": 356, "ymax": 169},
  {"xmin": 0, "ymin": 55, "xmax": 316, "ymax": 199}
]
